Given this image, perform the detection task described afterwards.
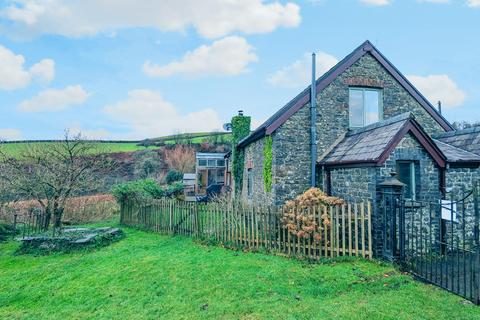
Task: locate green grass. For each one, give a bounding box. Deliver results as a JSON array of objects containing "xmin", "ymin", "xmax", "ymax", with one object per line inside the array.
[
  {"xmin": 0, "ymin": 142, "xmax": 156, "ymax": 157},
  {"xmin": 1, "ymin": 227, "xmax": 479, "ymax": 319}
]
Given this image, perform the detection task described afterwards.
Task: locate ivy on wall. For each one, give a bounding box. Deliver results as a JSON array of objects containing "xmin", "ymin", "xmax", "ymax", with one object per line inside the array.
[
  {"xmin": 231, "ymin": 115, "xmax": 251, "ymax": 194},
  {"xmin": 263, "ymin": 135, "xmax": 272, "ymax": 193}
]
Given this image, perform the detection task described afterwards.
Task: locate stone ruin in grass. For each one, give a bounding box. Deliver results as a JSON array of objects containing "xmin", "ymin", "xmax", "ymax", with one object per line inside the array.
[{"xmin": 17, "ymin": 227, "xmax": 124, "ymax": 255}]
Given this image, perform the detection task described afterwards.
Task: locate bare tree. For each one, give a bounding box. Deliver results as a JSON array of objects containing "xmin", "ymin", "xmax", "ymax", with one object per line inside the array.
[
  {"xmin": 163, "ymin": 144, "xmax": 195, "ymax": 173},
  {"xmin": 0, "ymin": 132, "xmax": 113, "ymax": 229}
]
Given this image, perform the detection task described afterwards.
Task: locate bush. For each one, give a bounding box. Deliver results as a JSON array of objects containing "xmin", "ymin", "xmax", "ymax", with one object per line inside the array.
[
  {"xmin": 111, "ymin": 179, "xmax": 184, "ymax": 204},
  {"xmin": 165, "ymin": 170, "xmax": 183, "ymax": 184},
  {"xmin": 0, "ymin": 223, "xmax": 16, "ymax": 242}
]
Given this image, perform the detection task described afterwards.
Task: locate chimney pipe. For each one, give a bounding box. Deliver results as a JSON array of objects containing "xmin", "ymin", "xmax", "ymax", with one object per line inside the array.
[
  {"xmin": 437, "ymin": 101, "xmax": 442, "ymax": 115},
  {"xmin": 310, "ymin": 53, "xmax": 317, "ymax": 188}
]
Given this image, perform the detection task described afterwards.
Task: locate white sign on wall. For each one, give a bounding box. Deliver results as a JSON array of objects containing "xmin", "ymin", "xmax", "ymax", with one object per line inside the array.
[{"xmin": 441, "ymin": 200, "xmax": 458, "ymax": 222}]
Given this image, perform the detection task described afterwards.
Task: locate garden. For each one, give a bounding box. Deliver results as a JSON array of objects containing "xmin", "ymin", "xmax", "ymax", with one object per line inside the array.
[
  {"xmin": 1, "ymin": 136, "xmax": 480, "ymax": 319},
  {"xmin": 2, "ymin": 227, "xmax": 480, "ymax": 319}
]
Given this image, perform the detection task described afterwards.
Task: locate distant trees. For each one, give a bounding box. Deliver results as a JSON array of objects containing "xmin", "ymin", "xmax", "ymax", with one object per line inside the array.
[
  {"xmin": 452, "ymin": 121, "xmax": 480, "ymax": 130},
  {"xmin": 0, "ymin": 133, "xmax": 113, "ymax": 229},
  {"xmin": 164, "ymin": 145, "xmax": 195, "ymax": 173}
]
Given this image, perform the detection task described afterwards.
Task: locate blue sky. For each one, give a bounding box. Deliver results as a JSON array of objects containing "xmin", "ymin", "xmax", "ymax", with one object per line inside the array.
[{"xmin": 0, "ymin": 0, "xmax": 479, "ymax": 140}]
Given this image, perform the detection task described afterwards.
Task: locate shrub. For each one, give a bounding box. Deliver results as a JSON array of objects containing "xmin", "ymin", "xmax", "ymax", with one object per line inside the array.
[
  {"xmin": 282, "ymin": 188, "xmax": 345, "ymax": 241},
  {"xmin": 111, "ymin": 179, "xmax": 184, "ymax": 204},
  {"xmin": 0, "ymin": 223, "xmax": 16, "ymax": 242},
  {"xmin": 165, "ymin": 170, "xmax": 183, "ymax": 184}
]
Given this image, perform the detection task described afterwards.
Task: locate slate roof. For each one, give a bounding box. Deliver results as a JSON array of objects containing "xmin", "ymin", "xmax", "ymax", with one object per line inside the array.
[
  {"xmin": 320, "ymin": 113, "xmax": 413, "ymax": 165},
  {"xmin": 433, "ymin": 139, "xmax": 480, "ymax": 163},
  {"xmin": 238, "ymin": 40, "xmax": 453, "ymax": 149},
  {"xmin": 433, "ymin": 126, "xmax": 480, "ymax": 156}
]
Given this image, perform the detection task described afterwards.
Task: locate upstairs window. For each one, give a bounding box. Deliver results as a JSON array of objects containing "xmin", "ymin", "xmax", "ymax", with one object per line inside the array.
[{"xmin": 349, "ymin": 88, "xmax": 382, "ymax": 128}]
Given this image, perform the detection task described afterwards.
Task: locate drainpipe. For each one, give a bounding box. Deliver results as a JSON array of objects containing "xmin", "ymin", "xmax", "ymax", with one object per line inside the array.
[{"xmin": 310, "ymin": 52, "xmax": 317, "ymax": 187}]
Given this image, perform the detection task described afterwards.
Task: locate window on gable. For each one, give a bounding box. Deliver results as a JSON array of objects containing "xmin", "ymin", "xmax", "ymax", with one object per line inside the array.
[
  {"xmin": 396, "ymin": 161, "xmax": 419, "ymax": 200},
  {"xmin": 349, "ymin": 88, "xmax": 382, "ymax": 128},
  {"xmin": 247, "ymin": 168, "xmax": 253, "ymax": 198}
]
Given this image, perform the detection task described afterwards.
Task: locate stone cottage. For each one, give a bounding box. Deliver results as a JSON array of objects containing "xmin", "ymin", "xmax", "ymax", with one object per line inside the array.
[{"xmin": 232, "ymin": 40, "xmax": 480, "ymax": 255}]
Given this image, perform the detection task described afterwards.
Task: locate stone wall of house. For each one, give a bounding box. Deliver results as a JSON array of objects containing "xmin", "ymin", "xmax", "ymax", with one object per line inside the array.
[
  {"xmin": 241, "ymin": 137, "xmax": 272, "ymax": 204},
  {"xmin": 444, "ymin": 166, "xmax": 480, "ymax": 248},
  {"xmin": 374, "ymin": 133, "xmax": 442, "ymax": 256},
  {"xmin": 314, "ymin": 53, "xmax": 446, "ymax": 160},
  {"xmin": 329, "ymin": 167, "xmax": 377, "ymax": 203},
  {"xmin": 271, "ymin": 106, "xmax": 312, "ymax": 205},
  {"xmin": 241, "ymin": 52, "xmax": 448, "ymax": 206}
]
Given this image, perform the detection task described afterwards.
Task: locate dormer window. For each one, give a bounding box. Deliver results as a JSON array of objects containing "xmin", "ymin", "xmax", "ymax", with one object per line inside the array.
[{"xmin": 349, "ymin": 88, "xmax": 383, "ymax": 128}]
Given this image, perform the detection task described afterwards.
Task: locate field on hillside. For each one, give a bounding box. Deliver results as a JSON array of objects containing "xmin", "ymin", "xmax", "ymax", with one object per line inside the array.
[
  {"xmin": 0, "ymin": 131, "xmax": 232, "ymax": 157},
  {"xmin": 0, "ymin": 142, "xmax": 156, "ymax": 157},
  {"xmin": 1, "ymin": 227, "xmax": 479, "ymax": 319}
]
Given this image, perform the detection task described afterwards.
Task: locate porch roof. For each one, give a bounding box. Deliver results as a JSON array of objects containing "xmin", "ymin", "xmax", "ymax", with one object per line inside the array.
[{"xmin": 319, "ymin": 113, "xmax": 447, "ymax": 168}]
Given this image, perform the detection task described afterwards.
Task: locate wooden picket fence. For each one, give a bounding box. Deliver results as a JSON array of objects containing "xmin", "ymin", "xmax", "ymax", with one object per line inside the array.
[{"xmin": 120, "ymin": 199, "xmax": 373, "ymax": 259}]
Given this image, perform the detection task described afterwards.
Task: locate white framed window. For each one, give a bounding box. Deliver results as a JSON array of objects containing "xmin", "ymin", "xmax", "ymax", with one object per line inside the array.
[{"xmin": 349, "ymin": 88, "xmax": 383, "ymax": 128}]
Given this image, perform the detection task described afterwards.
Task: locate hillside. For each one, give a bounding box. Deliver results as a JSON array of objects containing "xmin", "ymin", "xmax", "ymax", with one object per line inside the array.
[{"xmin": 0, "ymin": 131, "xmax": 232, "ymax": 157}]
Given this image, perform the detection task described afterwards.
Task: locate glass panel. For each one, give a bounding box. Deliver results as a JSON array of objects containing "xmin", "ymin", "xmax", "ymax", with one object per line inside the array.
[
  {"xmin": 198, "ymin": 159, "xmax": 207, "ymax": 166},
  {"xmin": 397, "ymin": 162, "xmax": 412, "ymax": 199},
  {"xmin": 217, "ymin": 159, "xmax": 225, "ymax": 167},
  {"xmin": 364, "ymin": 90, "xmax": 380, "ymax": 125},
  {"xmin": 349, "ymin": 89, "xmax": 363, "ymax": 127},
  {"xmin": 207, "ymin": 159, "xmax": 216, "ymax": 167}
]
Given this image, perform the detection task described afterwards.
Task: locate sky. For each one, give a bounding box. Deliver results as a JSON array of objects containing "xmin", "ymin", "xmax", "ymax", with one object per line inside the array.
[{"xmin": 0, "ymin": 0, "xmax": 479, "ymax": 141}]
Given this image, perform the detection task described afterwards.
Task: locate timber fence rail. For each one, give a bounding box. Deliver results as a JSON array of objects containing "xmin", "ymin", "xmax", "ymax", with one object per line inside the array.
[{"xmin": 120, "ymin": 199, "xmax": 373, "ymax": 259}]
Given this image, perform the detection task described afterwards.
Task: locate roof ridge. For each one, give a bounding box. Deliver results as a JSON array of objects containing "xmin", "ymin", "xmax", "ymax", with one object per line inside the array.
[
  {"xmin": 346, "ymin": 112, "xmax": 413, "ymax": 137},
  {"xmin": 433, "ymin": 125, "xmax": 480, "ymax": 139}
]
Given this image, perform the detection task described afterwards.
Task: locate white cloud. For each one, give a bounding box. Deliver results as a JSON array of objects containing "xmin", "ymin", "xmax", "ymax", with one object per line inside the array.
[
  {"xmin": 29, "ymin": 58, "xmax": 55, "ymax": 83},
  {"xmin": 143, "ymin": 36, "xmax": 258, "ymax": 78},
  {"xmin": 267, "ymin": 51, "xmax": 338, "ymax": 88},
  {"xmin": 0, "ymin": 44, "xmax": 55, "ymax": 90},
  {"xmin": 407, "ymin": 74, "xmax": 466, "ymax": 108},
  {"xmin": 0, "ymin": 0, "xmax": 301, "ymax": 39},
  {"xmin": 467, "ymin": 0, "xmax": 480, "ymax": 7},
  {"xmin": 0, "ymin": 128, "xmax": 22, "ymax": 141},
  {"xmin": 104, "ymin": 89, "xmax": 223, "ymax": 139},
  {"xmin": 67, "ymin": 124, "xmax": 110, "ymax": 140},
  {"xmin": 359, "ymin": 0, "xmax": 392, "ymax": 5},
  {"xmin": 18, "ymin": 85, "xmax": 90, "ymax": 112}
]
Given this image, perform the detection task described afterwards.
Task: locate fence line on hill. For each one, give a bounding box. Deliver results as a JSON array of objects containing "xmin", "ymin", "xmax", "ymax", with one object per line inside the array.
[{"xmin": 120, "ymin": 198, "xmax": 373, "ymax": 259}]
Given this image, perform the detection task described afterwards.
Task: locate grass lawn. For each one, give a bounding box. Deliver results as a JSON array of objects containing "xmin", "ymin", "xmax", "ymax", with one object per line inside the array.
[{"xmin": 1, "ymin": 227, "xmax": 479, "ymax": 319}]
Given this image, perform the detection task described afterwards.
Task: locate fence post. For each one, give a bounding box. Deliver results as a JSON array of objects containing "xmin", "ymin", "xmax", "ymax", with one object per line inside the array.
[
  {"xmin": 169, "ymin": 200, "xmax": 173, "ymax": 235},
  {"xmin": 13, "ymin": 213, "xmax": 17, "ymax": 235}
]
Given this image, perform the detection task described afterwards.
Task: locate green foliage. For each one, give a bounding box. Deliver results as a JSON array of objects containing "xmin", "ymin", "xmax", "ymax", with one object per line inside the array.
[
  {"xmin": 1, "ymin": 228, "xmax": 478, "ymax": 319},
  {"xmin": 111, "ymin": 179, "xmax": 164, "ymax": 203},
  {"xmin": 263, "ymin": 135, "xmax": 273, "ymax": 193},
  {"xmin": 165, "ymin": 170, "xmax": 183, "ymax": 184},
  {"xmin": 231, "ymin": 115, "xmax": 251, "ymax": 193},
  {"xmin": 111, "ymin": 179, "xmax": 184, "ymax": 204},
  {"xmin": 0, "ymin": 223, "xmax": 16, "ymax": 242}
]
